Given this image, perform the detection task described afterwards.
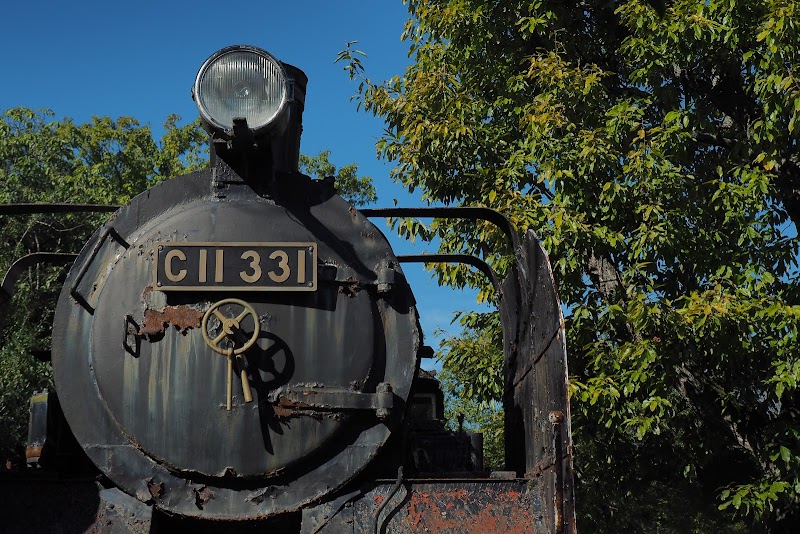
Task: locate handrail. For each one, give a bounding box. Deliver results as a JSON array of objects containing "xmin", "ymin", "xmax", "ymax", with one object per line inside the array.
[
  {"xmin": 360, "ymin": 207, "xmax": 521, "ymax": 254},
  {"xmin": 0, "ymin": 253, "xmax": 78, "ymax": 336},
  {"xmin": 396, "ymin": 253, "xmax": 501, "ymax": 295},
  {"xmin": 0, "ymin": 204, "xmax": 119, "ymax": 216}
]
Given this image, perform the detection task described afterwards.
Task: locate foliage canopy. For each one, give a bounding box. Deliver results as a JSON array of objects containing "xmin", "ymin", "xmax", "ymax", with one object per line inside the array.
[
  {"xmin": 300, "ymin": 149, "xmax": 377, "ymax": 205},
  {"xmin": 341, "ymin": 0, "xmax": 800, "ymax": 531}
]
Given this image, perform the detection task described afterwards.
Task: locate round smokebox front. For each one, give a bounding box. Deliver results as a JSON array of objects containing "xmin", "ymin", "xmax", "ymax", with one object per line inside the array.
[{"xmin": 52, "ymin": 171, "xmax": 419, "ymax": 519}]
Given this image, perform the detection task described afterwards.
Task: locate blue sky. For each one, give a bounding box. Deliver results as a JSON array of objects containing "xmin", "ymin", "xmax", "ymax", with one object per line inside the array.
[{"xmin": 1, "ymin": 1, "xmax": 488, "ymax": 360}]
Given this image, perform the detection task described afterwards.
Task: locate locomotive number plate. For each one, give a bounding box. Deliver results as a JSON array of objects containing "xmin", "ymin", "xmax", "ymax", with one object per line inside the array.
[{"xmin": 154, "ymin": 242, "xmax": 317, "ymax": 291}]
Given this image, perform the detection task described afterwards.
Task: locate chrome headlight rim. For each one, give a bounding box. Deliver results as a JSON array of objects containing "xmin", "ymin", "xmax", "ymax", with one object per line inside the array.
[{"xmin": 193, "ymin": 45, "xmax": 292, "ymax": 139}]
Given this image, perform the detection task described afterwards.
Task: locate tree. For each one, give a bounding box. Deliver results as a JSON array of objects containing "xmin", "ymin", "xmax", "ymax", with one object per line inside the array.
[
  {"xmin": 340, "ymin": 1, "xmax": 800, "ymax": 531},
  {"xmin": 0, "ymin": 108, "xmax": 208, "ymax": 461},
  {"xmin": 437, "ymin": 311, "xmax": 505, "ymax": 470},
  {"xmin": 300, "ymin": 150, "xmax": 377, "ymax": 205}
]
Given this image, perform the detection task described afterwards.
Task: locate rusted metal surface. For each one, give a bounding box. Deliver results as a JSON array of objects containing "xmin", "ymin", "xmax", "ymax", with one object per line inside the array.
[
  {"xmin": 398, "ymin": 484, "xmax": 536, "ymax": 533},
  {"xmin": 24, "ymin": 444, "xmax": 43, "ymax": 462},
  {"xmin": 301, "ymin": 480, "xmax": 546, "ymax": 533},
  {"xmin": 271, "ymin": 384, "xmax": 394, "ymax": 417},
  {"xmin": 26, "ymin": 391, "xmax": 49, "ymax": 465},
  {"xmin": 194, "ymin": 486, "xmax": 214, "ymax": 509},
  {"xmin": 337, "ymin": 277, "xmax": 363, "ymax": 296},
  {"xmin": 138, "ymin": 304, "xmax": 203, "ymax": 336},
  {"xmin": 550, "ymin": 411, "xmax": 565, "ymax": 534}
]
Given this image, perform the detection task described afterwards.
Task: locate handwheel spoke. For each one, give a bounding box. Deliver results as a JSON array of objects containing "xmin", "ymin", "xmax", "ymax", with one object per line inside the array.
[
  {"xmin": 212, "ymin": 331, "xmax": 227, "ymax": 345},
  {"xmin": 235, "ymin": 309, "xmax": 250, "ymax": 323},
  {"xmin": 213, "ymin": 309, "xmax": 227, "ymax": 322}
]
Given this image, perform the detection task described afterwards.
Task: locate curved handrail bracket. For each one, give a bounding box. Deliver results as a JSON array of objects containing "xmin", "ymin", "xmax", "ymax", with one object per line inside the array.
[
  {"xmin": 0, "ymin": 253, "xmax": 78, "ymax": 338},
  {"xmin": 0, "ymin": 204, "xmax": 119, "ymax": 216}
]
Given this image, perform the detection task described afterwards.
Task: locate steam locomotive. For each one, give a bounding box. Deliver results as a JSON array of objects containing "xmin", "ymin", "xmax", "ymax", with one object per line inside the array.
[{"xmin": 0, "ymin": 45, "xmax": 575, "ymax": 533}]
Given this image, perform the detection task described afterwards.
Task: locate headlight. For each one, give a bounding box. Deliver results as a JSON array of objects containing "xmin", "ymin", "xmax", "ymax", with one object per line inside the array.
[{"xmin": 193, "ymin": 45, "xmax": 291, "ymax": 139}]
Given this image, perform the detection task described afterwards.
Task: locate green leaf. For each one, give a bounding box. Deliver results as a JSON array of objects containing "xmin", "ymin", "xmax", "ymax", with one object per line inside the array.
[{"xmin": 780, "ymin": 446, "xmax": 791, "ymax": 465}]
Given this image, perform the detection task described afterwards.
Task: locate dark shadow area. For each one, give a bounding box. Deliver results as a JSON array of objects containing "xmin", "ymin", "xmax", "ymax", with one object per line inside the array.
[
  {"xmin": 246, "ymin": 331, "xmax": 295, "ymax": 454},
  {"xmin": 123, "ymin": 314, "xmax": 141, "ymax": 356},
  {"xmin": 151, "ymin": 508, "xmax": 302, "ymax": 533},
  {"xmin": 0, "ymin": 478, "xmax": 102, "ymax": 533}
]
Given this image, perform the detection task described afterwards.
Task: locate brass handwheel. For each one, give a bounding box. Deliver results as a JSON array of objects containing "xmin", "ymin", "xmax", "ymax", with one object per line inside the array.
[
  {"xmin": 202, "ymin": 298, "xmax": 260, "ymax": 355},
  {"xmin": 202, "ymin": 298, "xmax": 259, "ymax": 409}
]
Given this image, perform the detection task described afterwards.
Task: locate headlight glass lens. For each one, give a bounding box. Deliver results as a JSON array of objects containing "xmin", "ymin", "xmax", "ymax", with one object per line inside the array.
[{"xmin": 196, "ymin": 49, "xmax": 288, "ymax": 132}]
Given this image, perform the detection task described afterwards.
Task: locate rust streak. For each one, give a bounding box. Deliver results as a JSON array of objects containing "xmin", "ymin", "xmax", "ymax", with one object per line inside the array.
[
  {"xmin": 338, "ymin": 278, "xmax": 362, "ymax": 297},
  {"xmin": 146, "ymin": 478, "xmax": 164, "ymax": 499},
  {"xmin": 273, "ymin": 396, "xmax": 312, "ymax": 418},
  {"xmin": 25, "ymin": 444, "xmax": 43, "ymax": 460},
  {"xmin": 402, "ymin": 487, "xmax": 535, "ymax": 533},
  {"xmin": 193, "ymin": 486, "xmax": 214, "ymax": 509},
  {"xmin": 139, "ymin": 306, "xmax": 203, "ymax": 336},
  {"xmin": 277, "ymin": 397, "xmax": 311, "ymax": 409}
]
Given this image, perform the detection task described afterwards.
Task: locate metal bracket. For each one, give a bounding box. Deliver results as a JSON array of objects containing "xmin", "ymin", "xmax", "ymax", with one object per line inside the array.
[
  {"xmin": 0, "ymin": 252, "xmax": 77, "ymax": 339},
  {"xmin": 359, "ymin": 207, "xmax": 521, "ymax": 253},
  {"xmin": 70, "ymin": 227, "xmax": 129, "ymax": 312},
  {"xmin": 376, "ymin": 262, "xmax": 396, "ymax": 294},
  {"xmin": 273, "ymin": 383, "xmax": 394, "ymax": 421}
]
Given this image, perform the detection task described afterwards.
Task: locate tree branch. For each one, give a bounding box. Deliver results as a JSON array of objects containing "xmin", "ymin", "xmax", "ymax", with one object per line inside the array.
[{"xmin": 585, "ymin": 250, "xmax": 641, "ymax": 342}]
